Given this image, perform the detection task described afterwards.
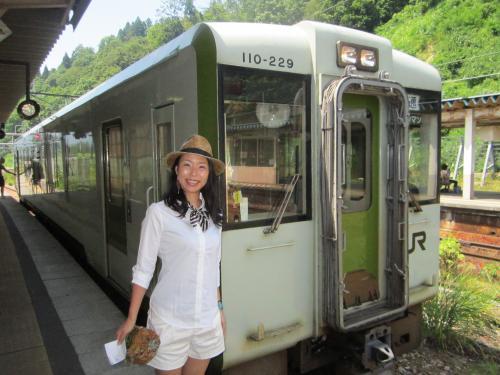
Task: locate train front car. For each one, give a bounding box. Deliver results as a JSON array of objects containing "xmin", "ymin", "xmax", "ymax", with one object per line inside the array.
[
  {"xmin": 209, "ymin": 21, "xmax": 441, "ymax": 373},
  {"xmin": 12, "ymin": 20, "xmax": 441, "ymax": 374}
]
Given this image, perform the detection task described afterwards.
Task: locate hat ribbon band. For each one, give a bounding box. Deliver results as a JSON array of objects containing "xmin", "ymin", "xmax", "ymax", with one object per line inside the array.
[{"xmin": 180, "ymin": 147, "xmax": 213, "ymax": 158}]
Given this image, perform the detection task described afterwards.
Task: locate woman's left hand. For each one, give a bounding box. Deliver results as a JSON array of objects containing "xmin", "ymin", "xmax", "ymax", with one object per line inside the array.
[{"xmin": 220, "ymin": 310, "xmax": 226, "ymax": 337}]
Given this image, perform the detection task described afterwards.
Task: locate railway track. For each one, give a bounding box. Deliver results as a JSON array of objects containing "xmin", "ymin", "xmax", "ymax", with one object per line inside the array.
[{"xmin": 440, "ymin": 228, "xmax": 500, "ymax": 266}]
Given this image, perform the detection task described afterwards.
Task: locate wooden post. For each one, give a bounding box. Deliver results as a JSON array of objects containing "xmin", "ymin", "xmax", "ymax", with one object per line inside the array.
[{"xmin": 463, "ymin": 109, "xmax": 475, "ymax": 199}]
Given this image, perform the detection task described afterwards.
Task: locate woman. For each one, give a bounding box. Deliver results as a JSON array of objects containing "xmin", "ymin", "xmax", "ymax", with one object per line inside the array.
[
  {"xmin": 116, "ymin": 135, "xmax": 226, "ymax": 375},
  {"xmin": 440, "ymin": 163, "xmax": 458, "ymax": 192}
]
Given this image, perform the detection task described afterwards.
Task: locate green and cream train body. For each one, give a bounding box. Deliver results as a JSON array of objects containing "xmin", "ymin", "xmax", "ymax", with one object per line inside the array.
[{"xmin": 15, "ymin": 21, "xmax": 440, "ymax": 372}]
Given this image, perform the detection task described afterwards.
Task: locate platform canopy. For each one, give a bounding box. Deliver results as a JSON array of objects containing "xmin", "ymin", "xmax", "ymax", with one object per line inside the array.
[
  {"xmin": 0, "ymin": 0, "xmax": 91, "ymax": 123},
  {"xmin": 440, "ymin": 92, "xmax": 499, "ymax": 200},
  {"xmin": 441, "ymin": 92, "xmax": 500, "ymax": 128}
]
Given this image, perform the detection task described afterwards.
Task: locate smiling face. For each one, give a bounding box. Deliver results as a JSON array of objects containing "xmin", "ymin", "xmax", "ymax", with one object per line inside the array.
[{"xmin": 175, "ymin": 153, "xmax": 209, "ymax": 200}]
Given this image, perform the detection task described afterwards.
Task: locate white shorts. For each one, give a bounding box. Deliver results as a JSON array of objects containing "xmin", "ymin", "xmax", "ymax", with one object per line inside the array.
[{"xmin": 146, "ymin": 310, "xmax": 225, "ymax": 371}]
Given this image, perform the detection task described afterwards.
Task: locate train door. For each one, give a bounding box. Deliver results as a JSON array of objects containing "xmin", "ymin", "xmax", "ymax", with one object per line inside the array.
[
  {"xmin": 151, "ymin": 104, "xmax": 174, "ymax": 202},
  {"xmin": 321, "ymin": 76, "xmax": 409, "ymax": 332},
  {"xmin": 340, "ymin": 102, "xmax": 378, "ymax": 311},
  {"xmin": 219, "ymin": 67, "xmax": 313, "ymax": 366},
  {"xmin": 102, "ymin": 120, "xmax": 128, "ymax": 288},
  {"xmin": 141, "ymin": 104, "xmax": 174, "ymax": 290}
]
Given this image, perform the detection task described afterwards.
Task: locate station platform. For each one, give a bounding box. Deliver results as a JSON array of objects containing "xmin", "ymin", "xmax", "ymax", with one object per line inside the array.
[
  {"xmin": 0, "ymin": 194, "xmax": 152, "ymax": 375},
  {"xmin": 440, "ymin": 190, "xmax": 500, "ymax": 212}
]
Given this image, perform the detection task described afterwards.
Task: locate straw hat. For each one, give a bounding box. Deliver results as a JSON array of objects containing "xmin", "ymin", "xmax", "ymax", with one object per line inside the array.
[{"xmin": 165, "ymin": 135, "xmax": 225, "ymax": 175}]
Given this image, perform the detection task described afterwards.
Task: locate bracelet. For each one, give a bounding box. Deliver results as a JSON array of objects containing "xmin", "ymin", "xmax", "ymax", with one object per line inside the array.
[{"xmin": 217, "ymin": 300, "xmax": 224, "ymax": 310}]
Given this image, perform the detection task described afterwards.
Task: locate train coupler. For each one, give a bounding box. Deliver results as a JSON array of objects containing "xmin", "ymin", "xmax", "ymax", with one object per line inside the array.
[{"xmin": 361, "ymin": 325, "xmax": 394, "ymax": 370}]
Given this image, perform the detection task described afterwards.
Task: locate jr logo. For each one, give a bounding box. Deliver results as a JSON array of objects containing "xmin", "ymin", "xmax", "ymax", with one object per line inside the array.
[{"xmin": 409, "ymin": 231, "xmax": 426, "ymax": 254}]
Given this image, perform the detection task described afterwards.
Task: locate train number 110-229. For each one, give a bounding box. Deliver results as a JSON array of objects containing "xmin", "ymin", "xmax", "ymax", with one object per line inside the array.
[{"xmin": 242, "ymin": 52, "xmax": 294, "ymax": 69}]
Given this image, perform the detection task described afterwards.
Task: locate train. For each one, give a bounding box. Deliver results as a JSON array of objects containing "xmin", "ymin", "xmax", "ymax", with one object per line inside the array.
[{"xmin": 14, "ymin": 21, "xmax": 441, "ymax": 374}]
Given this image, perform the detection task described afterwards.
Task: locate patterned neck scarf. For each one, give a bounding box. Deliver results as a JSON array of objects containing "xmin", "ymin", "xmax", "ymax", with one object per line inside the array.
[{"xmin": 188, "ymin": 204, "xmax": 210, "ymax": 231}]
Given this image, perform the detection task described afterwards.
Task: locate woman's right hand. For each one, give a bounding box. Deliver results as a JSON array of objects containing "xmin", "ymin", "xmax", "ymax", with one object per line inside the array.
[{"xmin": 116, "ymin": 318, "xmax": 136, "ymax": 344}]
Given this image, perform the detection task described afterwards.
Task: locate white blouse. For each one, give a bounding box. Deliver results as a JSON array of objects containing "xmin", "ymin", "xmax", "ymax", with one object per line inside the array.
[{"xmin": 132, "ymin": 199, "xmax": 221, "ymax": 329}]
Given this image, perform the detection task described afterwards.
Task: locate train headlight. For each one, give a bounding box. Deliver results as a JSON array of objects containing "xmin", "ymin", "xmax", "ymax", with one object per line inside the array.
[
  {"xmin": 337, "ymin": 42, "xmax": 378, "ymax": 72},
  {"xmin": 360, "ymin": 49, "xmax": 377, "ymax": 68},
  {"xmin": 340, "ymin": 45, "xmax": 357, "ymax": 65}
]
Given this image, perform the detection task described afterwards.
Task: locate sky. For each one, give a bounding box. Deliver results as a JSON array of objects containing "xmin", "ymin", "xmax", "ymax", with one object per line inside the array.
[{"xmin": 42, "ymin": 0, "xmax": 211, "ymax": 72}]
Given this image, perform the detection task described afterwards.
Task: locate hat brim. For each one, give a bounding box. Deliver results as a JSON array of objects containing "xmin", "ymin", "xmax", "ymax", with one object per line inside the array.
[{"xmin": 165, "ymin": 151, "xmax": 225, "ymax": 176}]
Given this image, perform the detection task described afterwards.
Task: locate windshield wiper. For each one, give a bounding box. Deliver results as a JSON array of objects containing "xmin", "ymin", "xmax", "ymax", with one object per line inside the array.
[
  {"xmin": 263, "ymin": 174, "xmax": 300, "ymax": 234},
  {"xmin": 408, "ymin": 190, "xmax": 422, "ymax": 212}
]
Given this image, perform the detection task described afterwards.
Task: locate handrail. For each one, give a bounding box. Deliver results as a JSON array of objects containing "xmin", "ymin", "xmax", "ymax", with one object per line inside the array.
[
  {"xmin": 263, "ymin": 174, "xmax": 300, "ymax": 234},
  {"xmin": 146, "ymin": 186, "xmax": 153, "ymax": 207}
]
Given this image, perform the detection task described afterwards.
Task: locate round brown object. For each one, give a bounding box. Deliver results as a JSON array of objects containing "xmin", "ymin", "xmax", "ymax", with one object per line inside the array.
[{"xmin": 125, "ymin": 326, "xmax": 161, "ymax": 365}]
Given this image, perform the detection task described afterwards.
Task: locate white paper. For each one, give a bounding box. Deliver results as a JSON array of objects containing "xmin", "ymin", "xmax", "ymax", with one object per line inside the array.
[
  {"xmin": 104, "ymin": 340, "xmax": 126, "ymax": 365},
  {"xmin": 240, "ymin": 197, "xmax": 248, "ymax": 221}
]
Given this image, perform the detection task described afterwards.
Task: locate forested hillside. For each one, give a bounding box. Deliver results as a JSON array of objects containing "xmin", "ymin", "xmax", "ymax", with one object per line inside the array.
[
  {"xmin": 3, "ymin": 0, "xmax": 499, "ymax": 134},
  {"xmin": 377, "ymin": 0, "xmax": 498, "ymax": 99}
]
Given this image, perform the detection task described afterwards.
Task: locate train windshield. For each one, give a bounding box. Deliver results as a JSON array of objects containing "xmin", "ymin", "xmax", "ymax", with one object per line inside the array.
[
  {"xmin": 221, "ymin": 67, "xmax": 310, "ymax": 225},
  {"xmin": 408, "ymin": 91, "xmax": 440, "ymax": 203}
]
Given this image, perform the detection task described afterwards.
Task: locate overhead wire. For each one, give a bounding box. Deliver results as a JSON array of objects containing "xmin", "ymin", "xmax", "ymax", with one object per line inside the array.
[
  {"xmin": 434, "ymin": 50, "xmax": 500, "ymax": 66},
  {"xmin": 442, "ymin": 72, "xmax": 500, "ymax": 83},
  {"xmin": 31, "ymin": 91, "xmax": 80, "ymax": 99},
  {"xmin": 309, "ymin": 4, "xmax": 336, "ymax": 18},
  {"xmin": 433, "ymin": 50, "xmax": 499, "ymax": 83}
]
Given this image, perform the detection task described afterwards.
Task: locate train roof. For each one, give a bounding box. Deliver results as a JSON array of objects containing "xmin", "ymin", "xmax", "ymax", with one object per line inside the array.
[
  {"xmin": 20, "ymin": 24, "xmax": 205, "ymax": 140},
  {"xmin": 18, "ymin": 21, "xmax": 440, "ymax": 141},
  {"xmin": 207, "ymin": 21, "xmax": 440, "ymax": 91}
]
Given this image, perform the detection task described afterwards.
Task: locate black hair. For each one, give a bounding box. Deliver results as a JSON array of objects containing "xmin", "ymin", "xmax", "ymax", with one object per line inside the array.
[
  {"xmin": 441, "ymin": 163, "xmax": 448, "ymax": 170},
  {"xmin": 163, "ymin": 156, "xmax": 223, "ymax": 227}
]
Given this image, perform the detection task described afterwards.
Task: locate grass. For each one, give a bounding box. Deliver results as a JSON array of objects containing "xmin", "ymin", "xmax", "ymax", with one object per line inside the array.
[
  {"xmin": 453, "ymin": 173, "xmax": 500, "ymax": 193},
  {"xmin": 474, "ymin": 175, "xmax": 500, "ymax": 193},
  {"xmin": 423, "ymin": 271, "xmax": 498, "ymax": 354},
  {"xmin": 467, "ymin": 361, "xmax": 500, "ymax": 375},
  {"xmin": 480, "ymin": 262, "xmax": 500, "ymax": 283},
  {"xmin": 423, "ymin": 237, "xmax": 499, "ymax": 356}
]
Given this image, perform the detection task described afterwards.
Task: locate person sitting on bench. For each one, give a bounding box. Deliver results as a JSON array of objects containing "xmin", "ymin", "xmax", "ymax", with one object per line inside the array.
[{"xmin": 440, "ymin": 163, "xmax": 458, "ymax": 192}]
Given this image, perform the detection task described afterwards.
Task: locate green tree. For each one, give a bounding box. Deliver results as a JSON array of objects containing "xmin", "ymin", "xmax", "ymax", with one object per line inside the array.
[
  {"xmin": 71, "ymin": 45, "xmax": 95, "ymax": 67},
  {"xmin": 377, "ymin": 0, "xmax": 499, "ymax": 98},
  {"xmin": 331, "ymin": 0, "xmax": 380, "ymax": 31},
  {"xmin": 118, "ymin": 17, "xmax": 150, "ymax": 41},
  {"xmin": 202, "ymin": 0, "xmax": 233, "ymax": 21},
  {"xmin": 376, "ymin": 0, "xmax": 409, "ymax": 24},
  {"xmin": 62, "ymin": 53, "xmax": 72, "ymax": 69},
  {"xmin": 159, "ymin": 0, "xmax": 202, "ymax": 29},
  {"xmin": 304, "ymin": 0, "xmax": 332, "ymax": 22},
  {"xmin": 304, "ymin": 0, "xmax": 409, "ymax": 31},
  {"xmin": 41, "ymin": 66, "xmax": 49, "ymax": 79},
  {"xmin": 202, "ymin": 0, "xmax": 307, "ymax": 24},
  {"xmin": 146, "ymin": 17, "xmax": 185, "ymax": 49}
]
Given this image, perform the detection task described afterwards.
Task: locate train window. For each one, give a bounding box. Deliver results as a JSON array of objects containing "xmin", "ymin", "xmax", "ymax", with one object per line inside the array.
[
  {"xmin": 54, "ymin": 136, "xmax": 64, "ymax": 192},
  {"xmin": 344, "ymin": 122, "xmax": 367, "ymax": 201},
  {"xmin": 156, "ymin": 123, "xmax": 173, "ymax": 197},
  {"xmin": 31, "ymin": 146, "xmax": 45, "ymax": 194},
  {"xmin": 341, "ymin": 109, "xmax": 371, "ymax": 212},
  {"xmin": 64, "ymin": 132, "xmax": 96, "ymax": 192},
  {"xmin": 221, "ymin": 67, "xmax": 310, "ymax": 225},
  {"xmin": 102, "ymin": 121, "xmax": 127, "ymax": 254},
  {"xmin": 104, "ymin": 127, "xmax": 125, "ymax": 202},
  {"xmin": 408, "ymin": 91, "xmax": 440, "ymax": 203}
]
